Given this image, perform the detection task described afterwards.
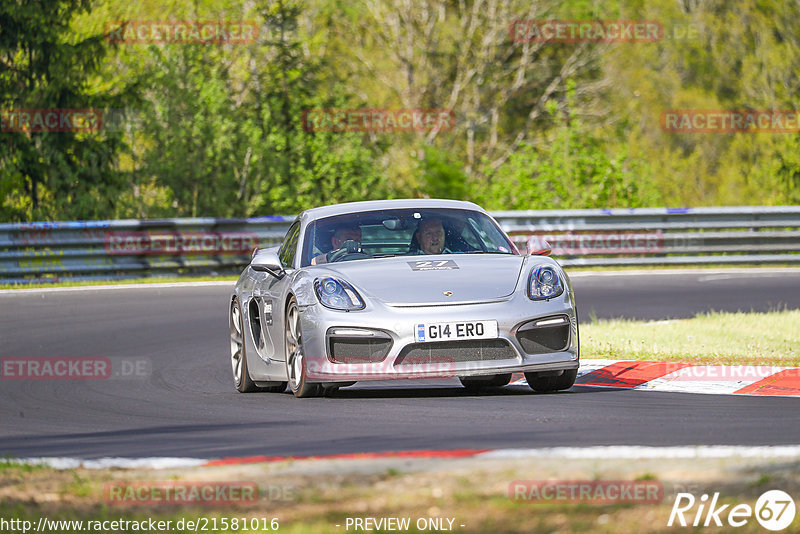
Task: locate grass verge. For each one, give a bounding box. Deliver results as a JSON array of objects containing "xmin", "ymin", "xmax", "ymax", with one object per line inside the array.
[
  {"xmin": 0, "ymin": 455, "xmax": 797, "ymax": 533},
  {"xmin": 563, "ymin": 263, "xmax": 800, "ymax": 272},
  {"xmin": 581, "ymin": 309, "xmax": 800, "ymax": 366},
  {"xmin": 0, "ymin": 275, "xmax": 238, "ymax": 290}
]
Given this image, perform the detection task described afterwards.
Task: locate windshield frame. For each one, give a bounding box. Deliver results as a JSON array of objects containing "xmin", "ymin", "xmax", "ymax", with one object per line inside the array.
[{"xmin": 300, "ymin": 207, "xmax": 517, "ymax": 267}]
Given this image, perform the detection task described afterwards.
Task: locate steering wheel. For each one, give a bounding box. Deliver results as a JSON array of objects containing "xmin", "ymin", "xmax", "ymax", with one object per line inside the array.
[{"xmin": 327, "ymin": 240, "xmax": 372, "ymax": 262}]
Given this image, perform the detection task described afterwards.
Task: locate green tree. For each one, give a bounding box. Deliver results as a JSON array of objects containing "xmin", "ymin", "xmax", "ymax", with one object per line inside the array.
[
  {"xmin": 243, "ymin": 0, "xmax": 389, "ymax": 214},
  {"xmin": 134, "ymin": 0, "xmax": 388, "ymax": 218},
  {"xmin": 477, "ymin": 98, "xmax": 661, "ymax": 210},
  {"xmin": 416, "ymin": 146, "xmax": 469, "ymax": 200},
  {"xmin": 0, "ymin": 0, "xmax": 133, "ymax": 221},
  {"xmin": 138, "ymin": 44, "xmax": 242, "ymax": 217}
]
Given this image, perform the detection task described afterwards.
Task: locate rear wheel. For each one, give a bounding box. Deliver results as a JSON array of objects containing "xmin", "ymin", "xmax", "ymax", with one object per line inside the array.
[
  {"xmin": 460, "ymin": 373, "xmax": 512, "ymax": 391},
  {"xmin": 285, "ymin": 297, "xmax": 322, "ymax": 398},
  {"xmin": 230, "ymin": 298, "xmax": 260, "ymax": 393},
  {"xmin": 524, "ymin": 369, "xmax": 577, "ymax": 393}
]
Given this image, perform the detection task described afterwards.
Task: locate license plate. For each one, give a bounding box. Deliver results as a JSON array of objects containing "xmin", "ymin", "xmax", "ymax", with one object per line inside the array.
[{"xmin": 415, "ymin": 321, "xmax": 498, "ymax": 342}]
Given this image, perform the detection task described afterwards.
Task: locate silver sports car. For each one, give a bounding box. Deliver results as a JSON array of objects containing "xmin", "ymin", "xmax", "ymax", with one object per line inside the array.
[{"xmin": 229, "ymin": 199, "xmax": 579, "ymax": 397}]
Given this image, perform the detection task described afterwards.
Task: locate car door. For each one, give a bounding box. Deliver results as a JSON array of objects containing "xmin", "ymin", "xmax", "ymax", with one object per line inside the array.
[{"xmin": 252, "ymin": 220, "xmax": 301, "ymax": 362}]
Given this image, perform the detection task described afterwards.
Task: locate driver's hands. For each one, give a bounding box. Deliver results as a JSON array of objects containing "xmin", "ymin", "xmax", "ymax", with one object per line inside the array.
[
  {"xmin": 342, "ymin": 240, "xmax": 361, "ymax": 253},
  {"xmin": 314, "ymin": 240, "xmax": 371, "ymax": 264},
  {"xmin": 312, "ymin": 240, "xmax": 361, "ymax": 264},
  {"xmin": 327, "ymin": 240, "xmax": 362, "ymax": 262}
]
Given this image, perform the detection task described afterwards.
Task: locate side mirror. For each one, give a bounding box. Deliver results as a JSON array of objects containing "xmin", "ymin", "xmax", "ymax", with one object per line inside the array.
[
  {"xmin": 250, "ymin": 250, "xmax": 285, "ymax": 278},
  {"xmin": 526, "ymin": 235, "xmax": 552, "ymax": 256}
]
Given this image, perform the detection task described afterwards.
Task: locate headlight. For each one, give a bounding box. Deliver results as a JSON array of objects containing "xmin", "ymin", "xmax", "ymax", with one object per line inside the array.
[
  {"xmin": 528, "ymin": 265, "xmax": 564, "ymax": 300},
  {"xmin": 314, "ymin": 277, "xmax": 365, "ymax": 310}
]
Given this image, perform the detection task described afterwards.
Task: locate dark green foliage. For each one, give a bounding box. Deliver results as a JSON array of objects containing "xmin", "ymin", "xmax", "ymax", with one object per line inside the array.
[
  {"xmin": 417, "ymin": 146, "xmax": 469, "ymax": 200},
  {"xmin": 0, "ymin": 0, "xmax": 134, "ymax": 221},
  {"xmin": 476, "ymin": 99, "xmax": 661, "ymax": 210},
  {"xmin": 0, "ymin": 0, "xmax": 798, "ymax": 222},
  {"xmin": 134, "ymin": 0, "xmax": 387, "ymax": 217}
]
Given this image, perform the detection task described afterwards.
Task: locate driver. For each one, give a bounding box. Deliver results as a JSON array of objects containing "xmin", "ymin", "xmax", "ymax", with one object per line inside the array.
[
  {"xmin": 311, "ymin": 225, "xmax": 362, "ymax": 265},
  {"xmin": 412, "ymin": 218, "xmax": 451, "ymax": 255}
]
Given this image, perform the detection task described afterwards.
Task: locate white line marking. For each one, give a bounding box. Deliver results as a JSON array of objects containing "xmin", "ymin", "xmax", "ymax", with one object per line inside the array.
[
  {"xmin": 0, "ymin": 280, "xmax": 235, "ymax": 295},
  {"xmin": 567, "ymin": 267, "xmax": 800, "ymax": 278},
  {"xmin": 478, "ymin": 445, "xmax": 800, "ymax": 460},
  {"xmin": 575, "ymin": 359, "xmax": 618, "ymax": 377},
  {"xmin": 8, "ymin": 457, "xmax": 208, "ymax": 469},
  {"xmin": 11, "ymin": 445, "xmax": 800, "ymax": 469}
]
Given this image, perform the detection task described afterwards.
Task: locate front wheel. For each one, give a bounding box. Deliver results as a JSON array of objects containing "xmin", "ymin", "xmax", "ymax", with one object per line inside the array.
[
  {"xmin": 524, "ymin": 369, "xmax": 577, "ymax": 393},
  {"xmin": 230, "ymin": 298, "xmax": 260, "ymax": 393},
  {"xmin": 285, "ymin": 297, "xmax": 321, "ymax": 398}
]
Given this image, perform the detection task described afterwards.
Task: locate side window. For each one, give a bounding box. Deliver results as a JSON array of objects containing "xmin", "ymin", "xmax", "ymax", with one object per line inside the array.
[{"xmin": 278, "ymin": 221, "xmax": 301, "ymax": 268}]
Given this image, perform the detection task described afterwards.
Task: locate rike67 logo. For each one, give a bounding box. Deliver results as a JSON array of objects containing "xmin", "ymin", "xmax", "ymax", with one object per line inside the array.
[{"xmin": 668, "ymin": 490, "xmax": 796, "ymax": 531}]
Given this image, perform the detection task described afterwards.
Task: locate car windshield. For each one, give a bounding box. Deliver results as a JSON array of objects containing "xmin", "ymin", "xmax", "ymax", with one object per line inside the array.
[{"xmin": 301, "ymin": 207, "xmax": 517, "ymax": 266}]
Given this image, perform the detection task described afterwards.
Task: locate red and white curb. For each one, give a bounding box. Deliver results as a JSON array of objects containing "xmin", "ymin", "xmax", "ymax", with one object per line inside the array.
[
  {"xmin": 12, "ymin": 445, "xmax": 800, "ymax": 470},
  {"xmin": 560, "ymin": 359, "xmax": 800, "ymax": 397}
]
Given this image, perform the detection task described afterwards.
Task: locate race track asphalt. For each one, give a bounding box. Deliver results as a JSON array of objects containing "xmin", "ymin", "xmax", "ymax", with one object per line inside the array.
[{"xmin": 1, "ymin": 268, "xmax": 799, "ymax": 460}]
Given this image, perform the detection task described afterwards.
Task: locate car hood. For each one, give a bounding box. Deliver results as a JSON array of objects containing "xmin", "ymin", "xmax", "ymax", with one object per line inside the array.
[{"xmin": 316, "ymin": 254, "xmax": 525, "ymax": 305}]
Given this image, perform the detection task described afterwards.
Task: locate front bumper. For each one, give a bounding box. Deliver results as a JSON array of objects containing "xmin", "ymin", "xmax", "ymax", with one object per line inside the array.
[{"xmin": 301, "ymin": 290, "xmax": 579, "ymax": 382}]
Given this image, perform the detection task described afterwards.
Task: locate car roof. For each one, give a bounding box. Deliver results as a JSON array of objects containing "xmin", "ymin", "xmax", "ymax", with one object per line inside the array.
[{"xmin": 299, "ymin": 199, "xmax": 486, "ymax": 223}]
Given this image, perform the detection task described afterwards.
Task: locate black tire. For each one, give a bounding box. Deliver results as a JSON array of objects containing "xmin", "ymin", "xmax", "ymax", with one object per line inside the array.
[
  {"xmin": 320, "ymin": 381, "xmax": 356, "ymax": 396},
  {"xmin": 524, "ymin": 369, "xmax": 578, "ymax": 393},
  {"xmin": 285, "ymin": 296, "xmax": 322, "ymax": 398},
  {"xmin": 321, "ymin": 386, "xmax": 339, "ymax": 396},
  {"xmin": 230, "ymin": 298, "xmax": 261, "ymax": 393},
  {"xmin": 459, "ymin": 373, "xmax": 513, "ymax": 391}
]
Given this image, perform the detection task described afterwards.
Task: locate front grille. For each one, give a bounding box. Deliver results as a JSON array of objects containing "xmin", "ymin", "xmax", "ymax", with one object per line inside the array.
[
  {"xmin": 515, "ymin": 316, "xmax": 570, "ymax": 354},
  {"xmin": 329, "ymin": 337, "xmax": 392, "ymax": 364},
  {"xmin": 394, "ymin": 339, "xmax": 517, "ymax": 366}
]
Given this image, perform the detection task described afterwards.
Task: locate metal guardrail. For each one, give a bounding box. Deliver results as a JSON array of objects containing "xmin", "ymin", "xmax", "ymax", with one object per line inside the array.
[
  {"xmin": 499, "ymin": 206, "xmax": 800, "ymax": 267},
  {"xmin": 0, "ymin": 216, "xmax": 294, "ymax": 284},
  {"xmin": 1, "ymin": 206, "xmax": 798, "ymax": 283}
]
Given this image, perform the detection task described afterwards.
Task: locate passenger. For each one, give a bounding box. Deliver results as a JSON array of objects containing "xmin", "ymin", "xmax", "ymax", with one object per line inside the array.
[
  {"xmin": 311, "ymin": 226, "xmax": 362, "ymax": 265},
  {"xmin": 411, "ymin": 218, "xmax": 451, "ymax": 255}
]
